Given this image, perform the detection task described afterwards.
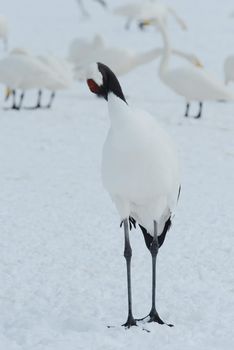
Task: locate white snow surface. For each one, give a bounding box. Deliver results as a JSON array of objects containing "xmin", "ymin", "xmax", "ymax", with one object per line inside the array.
[{"xmin": 0, "ymin": 0, "xmax": 234, "ymax": 349}]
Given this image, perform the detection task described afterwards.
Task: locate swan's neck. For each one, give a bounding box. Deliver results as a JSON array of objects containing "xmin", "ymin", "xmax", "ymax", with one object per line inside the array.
[
  {"xmin": 158, "ymin": 23, "xmax": 171, "ymax": 76},
  {"xmin": 133, "ymin": 48, "xmax": 161, "ymax": 67}
]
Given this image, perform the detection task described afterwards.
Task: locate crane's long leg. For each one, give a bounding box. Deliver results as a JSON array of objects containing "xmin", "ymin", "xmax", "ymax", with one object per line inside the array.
[
  {"xmin": 148, "ymin": 221, "xmax": 165, "ymax": 324},
  {"xmin": 122, "ymin": 219, "xmax": 137, "ymax": 328},
  {"xmin": 184, "ymin": 102, "xmax": 190, "ymax": 117},
  {"xmin": 194, "ymin": 101, "xmax": 203, "ymax": 119},
  {"xmin": 137, "ymin": 221, "xmax": 173, "ymax": 326}
]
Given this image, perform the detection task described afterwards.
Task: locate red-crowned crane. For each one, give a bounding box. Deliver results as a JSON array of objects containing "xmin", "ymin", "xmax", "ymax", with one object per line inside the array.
[{"xmin": 86, "ymin": 62, "xmax": 180, "ymax": 328}]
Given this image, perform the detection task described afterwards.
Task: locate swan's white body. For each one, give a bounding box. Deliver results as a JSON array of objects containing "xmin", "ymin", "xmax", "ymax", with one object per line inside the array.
[
  {"xmin": 224, "ymin": 55, "xmax": 234, "ymax": 85},
  {"xmin": 0, "ymin": 51, "xmax": 56, "ymax": 91},
  {"xmin": 69, "ymin": 36, "xmax": 159, "ymax": 78},
  {"xmin": 69, "ymin": 35, "xmax": 104, "ymax": 65},
  {"xmin": 157, "ymin": 22, "xmax": 234, "ymax": 102},
  {"xmin": 162, "ymin": 66, "xmax": 234, "ymax": 101},
  {"xmin": 0, "ymin": 50, "xmax": 72, "ymax": 93},
  {"xmin": 114, "ymin": 0, "xmax": 187, "ymax": 30},
  {"xmin": 0, "ymin": 15, "xmax": 8, "ymax": 51},
  {"xmin": 38, "ymin": 54, "xmax": 74, "ymax": 90},
  {"xmin": 102, "ymin": 93, "xmax": 180, "ymax": 236},
  {"xmin": 69, "ymin": 35, "xmax": 202, "ymax": 80}
]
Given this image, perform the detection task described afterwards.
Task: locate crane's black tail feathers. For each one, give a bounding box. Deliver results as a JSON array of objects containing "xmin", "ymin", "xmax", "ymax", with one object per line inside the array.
[
  {"xmin": 138, "ymin": 217, "xmax": 172, "ymax": 250},
  {"xmin": 120, "ymin": 216, "xmax": 172, "ymax": 250}
]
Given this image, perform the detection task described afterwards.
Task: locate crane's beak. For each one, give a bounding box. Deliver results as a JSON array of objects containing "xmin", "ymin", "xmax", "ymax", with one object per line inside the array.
[{"xmin": 5, "ymin": 87, "xmax": 12, "ymax": 101}]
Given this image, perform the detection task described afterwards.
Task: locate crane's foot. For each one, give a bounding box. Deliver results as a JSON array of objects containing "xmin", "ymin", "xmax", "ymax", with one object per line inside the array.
[
  {"xmin": 137, "ymin": 309, "xmax": 173, "ymax": 327},
  {"xmin": 122, "ymin": 314, "xmax": 137, "ymax": 329}
]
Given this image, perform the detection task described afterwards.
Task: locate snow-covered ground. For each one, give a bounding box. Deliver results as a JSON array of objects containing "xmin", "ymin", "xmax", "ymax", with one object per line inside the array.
[{"xmin": 0, "ymin": 0, "xmax": 234, "ymax": 349}]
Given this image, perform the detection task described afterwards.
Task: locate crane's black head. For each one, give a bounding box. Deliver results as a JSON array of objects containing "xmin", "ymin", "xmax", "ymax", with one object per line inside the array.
[{"xmin": 86, "ymin": 62, "xmax": 127, "ymax": 103}]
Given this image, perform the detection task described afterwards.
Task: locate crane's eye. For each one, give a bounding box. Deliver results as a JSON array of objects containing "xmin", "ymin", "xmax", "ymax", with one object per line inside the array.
[{"xmin": 87, "ymin": 79, "xmax": 101, "ymax": 94}]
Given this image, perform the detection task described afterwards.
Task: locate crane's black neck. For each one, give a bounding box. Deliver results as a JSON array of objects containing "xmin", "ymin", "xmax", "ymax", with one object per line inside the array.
[{"xmin": 97, "ymin": 62, "xmax": 127, "ymax": 103}]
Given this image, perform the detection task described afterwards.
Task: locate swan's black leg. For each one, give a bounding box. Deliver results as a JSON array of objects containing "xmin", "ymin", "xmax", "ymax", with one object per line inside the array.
[
  {"xmin": 23, "ymin": 90, "xmax": 42, "ymax": 109},
  {"xmin": 12, "ymin": 90, "xmax": 19, "ymax": 110},
  {"xmin": 18, "ymin": 91, "xmax": 25, "ymax": 110},
  {"xmin": 194, "ymin": 101, "xmax": 203, "ymax": 119},
  {"xmin": 184, "ymin": 102, "xmax": 190, "ymax": 117},
  {"xmin": 35, "ymin": 90, "xmax": 42, "ymax": 108},
  {"xmin": 3, "ymin": 89, "xmax": 19, "ymax": 110},
  {"xmin": 94, "ymin": 0, "xmax": 106, "ymax": 7},
  {"xmin": 77, "ymin": 0, "xmax": 89, "ymax": 17},
  {"xmin": 125, "ymin": 18, "xmax": 132, "ymax": 30},
  {"xmin": 46, "ymin": 91, "xmax": 55, "ymax": 109},
  {"xmin": 122, "ymin": 219, "xmax": 137, "ymax": 328}
]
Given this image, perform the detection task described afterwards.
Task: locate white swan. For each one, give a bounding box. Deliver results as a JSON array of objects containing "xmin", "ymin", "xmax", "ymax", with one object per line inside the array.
[
  {"xmin": 141, "ymin": 19, "xmax": 234, "ymax": 118},
  {"xmin": 0, "ymin": 49, "xmax": 69, "ymax": 109},
  {"xmin": 37, "ymin": 54, "xmax": 74, "ymax": 108},
  {"xmin": 86, "ymin": 62, "xmax": 180, "ymax": 328},
  {"xmin": 114, "ymin": 0, "xmax": 187, "ymax": 31},
  {"xmin": 68, "ymin": 34, "xmax": 202, "ymax": 80},
  {"xmin": 0, "ymin": 15, "xmax": 8, "ymax": 51}
]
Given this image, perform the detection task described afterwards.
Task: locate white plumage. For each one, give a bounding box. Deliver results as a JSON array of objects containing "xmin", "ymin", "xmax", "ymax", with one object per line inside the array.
[
  {"xmin": 161, "ymin": 66, "xmax": 234, "ymax": 102},
  {"xmin": 37, "ymin": 54, "xmax": 74, "ymax": 91},
  {"xmin": 0, "ymin": 49, "xmax": 56, "ymax": 91},
  {"xmin": 87, "ymin": 62, "xmax": 180, "ymax": 236},
  {"xmin": 0, "ymin": 49, "xmax": 73, "ymax": 109},
  {"xmin": 86, "ymin": 62, "xmax": 180, "ymax": 327},
  {"xmin": 69, "ymin": 34, "xmax": 202, "ymax": 80},
  {"xmin": 68, "ymin": 34, "xmax": 159, "ymax": 78},
  {"xmin": 102, "ymin": 93, "xmax": 180, "ymax": 235}
]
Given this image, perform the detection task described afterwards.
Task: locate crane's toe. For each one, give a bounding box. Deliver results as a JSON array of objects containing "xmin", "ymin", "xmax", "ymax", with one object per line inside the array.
[
  {"xmin": 137, "ymin": 310, "xmax": 173, "ymax": 327},
  {"xmin": 122, "ymin": 315, "xmax": 137, "ymax": 329},
  {"xmin": 148, "ymin": 313, "xmax": 173, "ymax": 327}
]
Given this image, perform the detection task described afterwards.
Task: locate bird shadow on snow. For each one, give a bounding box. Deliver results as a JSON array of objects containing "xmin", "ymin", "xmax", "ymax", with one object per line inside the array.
[{"xmin": 50, "ymin": 315, "xmax": 177, "ymax": 335}]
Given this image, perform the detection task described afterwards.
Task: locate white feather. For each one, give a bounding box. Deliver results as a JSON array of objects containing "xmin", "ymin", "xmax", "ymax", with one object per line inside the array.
[{"xmin": 102, "ymin": 93, "xmax": 180, "ymax": 236}]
